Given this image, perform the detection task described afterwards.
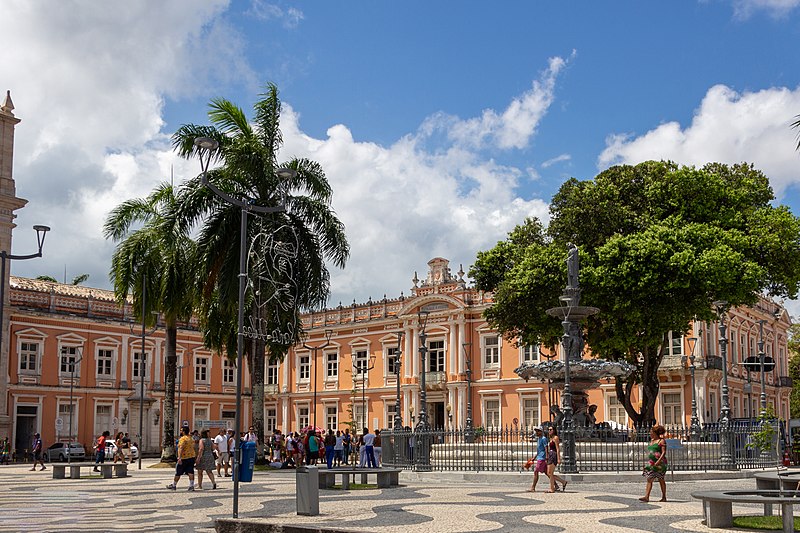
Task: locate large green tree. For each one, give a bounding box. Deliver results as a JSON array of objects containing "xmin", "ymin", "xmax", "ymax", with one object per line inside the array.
[
  {"xmin": 104, "ymin": 184, "xmax": 195, "ymax": 461},
  {"xmin": 472, "ymin": 161, "xmax": 800, "ymax": 426},
  {"xmin": 172, "ymin": 83, "xmax": 349, "ymax": 458}
]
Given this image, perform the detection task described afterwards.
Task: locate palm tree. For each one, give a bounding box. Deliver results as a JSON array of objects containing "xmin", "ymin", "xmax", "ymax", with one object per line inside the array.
[
  {"xmin": 172, "ymin": 83, "xmax": 349, "ymax": 459},
  {"xmin": 103, "ymin": 184, "xmax": 196, "ymax": 461},
  {"xmin": 793, "ymin": 115, "xmax": 800, "ymax": 150},
  {"xmin": 36, "ymin": 274, "xmax": 90, "ymax": 285}
]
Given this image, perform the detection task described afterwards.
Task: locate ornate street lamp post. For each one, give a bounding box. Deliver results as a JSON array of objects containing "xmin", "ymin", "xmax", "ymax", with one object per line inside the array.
[
  {"xmin": 194, "ymin": 137, "xmax": 291, "ymax": 519},
  {"xmin": 682, "ymin": 337, "xmax": 701, "ymax": 439},
  {"xmin": 302, "ymin": 329, "xmax": 332, "ymax": 428},
  {"xmin": 713, "ymin": 300, "xmax": 735, "ymax": 469},
  {"xmin": 462, "ymin": 342, "xmax": 473, "ymax": 431},
  {"xmin": 393, "ymin": 332, "xmax": 404, "ymax": 430},
  {"xmin": 757, "ymin": 320, "xmax": 769, "ymax": 418},
  {"xmin": 416, "ymin": 310, "xmax": 430, "ymax": 429}
]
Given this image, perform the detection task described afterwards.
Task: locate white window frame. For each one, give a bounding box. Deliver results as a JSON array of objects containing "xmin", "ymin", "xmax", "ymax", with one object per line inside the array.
[
  {"xmin": 19, "ymin": 341, "xmax": 41, "ymax": 374},
  {"xmin": 265, "ymin": 407, "xmax": 277, "ymax": 432},
  {"xmin": 266, "ymin": 360, "xmax": 279, "ymax": 385},
  {"xmin": 96, "ymin": 348, "xmax": 115, "ymax": 378},
  {"xmin": 94, "ymin": 403, "xmax": 113, "ymax": 437},
  {"xmin": 59, "ymin": 345, "xmax": 82, "ymax": 377},
  {"xmin": 222, "ymin": 358, "xmax": 235, "ymax": 385},
  {"xmin": 195, "ymin": 356, "xmax": 209, "ymax": 384},
  {"xmin": 521, "ymin": 396, "xmax": 539, "ymax": 429},
  {"xmin": 57, "ymin": 401, "xmax": 78, "ymax": 438},
  {"xmin": 664, "ymin": 331, "xmax": 683, "ymax": 357},
  {"xmin": 298, "ymin": 354, "xmax": 310, "ymax": 382},
  {"xmin": 521, "ymin": 344, "xmax": 539, "ymax": 363},
  {"xmin": 132, "ymin": 350, "xmax": 149, "ymax": 380},
  {"xmin": 482, "ymin": 335, "xmax": 500, "ymax": 368},
  {"xmin": 385, "ymin": 345, "xmax": 400, "ymax": 375},
  {"xmin": 325, "ymin": 406, "xmax": 338, "ymax": 431},
  {"xmin": 325, "ymin": 352, "xmax": 338, "ymax": 379},
  {"xmin": 428, "ymin": 339, "xmax": 445, "ymax": 372},
  {"xmin": 352, "ymin": 403, "xmax": 365, "ymax": 429},
  {"xmin": 606, "ymin": 394, "xmax": 629, "ymax": 428},
  {"xmin": 194, "ymin": 405, "xmax": 210, "ymax": 426},
  {"xmin": 297, "ymin": 406, "xmax": 310, "ymax": 430},
  {"xmin": 483, "ymin": 398, "xmax": 501, "ymax": 430},
  {"xmin": 386, "ymin": 402, "xmax": 397, "ymax": 428},
  {"xmin": 661, "ymin": 391, "xmax": 682, "ymax": 426}
]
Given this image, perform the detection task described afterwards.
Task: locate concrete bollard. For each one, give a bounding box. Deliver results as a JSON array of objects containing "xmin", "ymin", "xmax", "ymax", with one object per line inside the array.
[{"xmin": 296, "ymin": 465, "xmax": 319, "ymax": 516}]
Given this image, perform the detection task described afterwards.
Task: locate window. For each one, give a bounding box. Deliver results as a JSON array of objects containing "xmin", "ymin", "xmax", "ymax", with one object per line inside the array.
[
  {"xmin": 428, "ymin": 340, "xmax": 445, "ymax": 372},
  {"xmin": 352, "ymin": 349, "xmax": 367, "ymax": 377},
  {"xmin": 386, "ymin": 402, "xmax": 397, "ymax": 428},
  {"xmin": 132, "ymin": 351, "xmax": 147, "ymax": 380},
  {"xmin": 484, "ymin": 399, "xmax": 500, "ymax": 429},
  {"xmin": 522, "ymin": 397, "xmax": 539, "ymax": 428},
  {"xmin": 709, "ymin": 391, "xmax": 717, "ymax": 421},
  {"xmin": 19, "ymin": 342, "xmax": 39, "ymax": 372},
  {"xmin": 195, "ymin": 357, "xmax": 209, "ymax": 383},
  {"xmin": 662, "ymin": 392, "xmax": 682, "ymax": 425},
  {"xmin": 60, "ymin": 346, "xmax": 81, "ymax": 375},
  {"xmin": 386, "ymin": 346, "xmax": 399, "ymax": 375},
  {"xmin": 299, "ymin": 355, "xmax": 310, "ymax": 381},
  {"xmin": 94, "ymin": 404, "xmax": 112, "ymax": 437},
  {"xmin": 96, "ymin": 349, "xmax": 113, "ymax": 377},
  {"xmin": 483, "ymin": 336, "xmax": 500, "ymax": 367},
  {"xmin": 326, "ymin": 406, "xmax": 338, "ymax": 431},
  {"xmin": 298, "ymin": 406, "xmax": 309, "ymax": 430},
  {"xmin": 223, "ymin": 358, "xmax": 235, "ymax": 385},
  {"xmin": 607, "ymin": 395, "xmax": 629, "ymax": 427},
  {"xmin": 705, "ymin": 322, "xmax": 716, "ymax": 356},
  {"xmin": 326, "ymin": 352, "xmax": 338, "ymax": 379},
  {"xmin": 352, "ymin": 403, "xmax": 365, "ymax": 429},
  {"xmin": 265, "ymin": 408, "xmax": 277, "ymax": 432},
  {"xmin": 522, "ymin": 345, "xmax": 539, "ymax": 363},
  {"xmin": 194, "ymin": 406, "xmax": 209, "ymax": 426},
  {"xmin": 729, "ymin": 334, "xmax": 736, "ymax": 364},
  {"xmin": 740, "ymin": 334, "xmax": 747, "ymax": 361},
  {"xmin": 733, "ymin": 396, "xmax": 740, "ymax": 418},
  {"xmin": 664, "ymin": 332, "xmax": 683, "ymax": 357},
  {"xmin": 58, "ymin": 402, "xmax": 77, "ymax": 437},
  {"xmin": 267, "ymin": 361, "xmax": 279, "ymax": 385}
]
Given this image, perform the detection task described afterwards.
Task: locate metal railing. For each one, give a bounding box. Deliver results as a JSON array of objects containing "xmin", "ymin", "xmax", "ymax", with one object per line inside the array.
[{"xmin": 381, "ymin": 422, "xmax": 780, "ymax": 473}]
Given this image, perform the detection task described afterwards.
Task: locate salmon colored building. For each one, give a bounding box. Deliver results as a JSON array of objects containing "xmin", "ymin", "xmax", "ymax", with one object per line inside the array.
[{"xmin": 0, "ymin": 92, "xmax": 793, "ymax": 459}]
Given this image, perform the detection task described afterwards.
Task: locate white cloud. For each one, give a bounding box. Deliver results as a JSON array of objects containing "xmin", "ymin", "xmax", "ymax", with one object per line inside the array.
[
  {"xmin": 1, "ymin": 1, "xmax": 557, "ymax": 307},
  {"xmin": 247, "ymin": 1, "xmax": 304, "ymax": 29},
  {"xmin": 598, "ymin": 83, "xmax": 800, "ymax": 200},
  {"xmin": 731, "ymin": 0, "xmax": 800, "ymax": 18},
  {"xmin": 541, "ymin": 153, "xmax": 572, "ymax": 168},
  {"xmin": 419, "ymin": 52, "xmax": 574, "ymax": 151}
]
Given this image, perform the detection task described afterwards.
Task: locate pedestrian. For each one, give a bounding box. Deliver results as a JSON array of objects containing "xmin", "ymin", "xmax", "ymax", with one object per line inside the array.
[
  {"xmin": 324, "ymin": 429, "xmax": 336, "ymax": 469},
  {"xmin": 546, "ymin": 426, "xmax": 568, "ymax": 493},
  {"xmin": 191, "ymin": 429, "xmax": 200, "ymax": 455},
  {"xmin": 167, "ymin": 426, "xmax": 196, "ymax": 491},
  {"xmin": 374, "ymin": 430, "xmax": 382, "ymax": 467},
  {"xmin": 30, "ymin": 433, "xmax": 45, "ymax": 471},
  {"xmin": 306, "ymin": 429, "xmax": 319, "ymax": 465},
  {"xmin": 640, "ymin": 424, "xmax": 668, "ymax": 502},
  {"xmin": 93, "ymin": 430, "xmax": 110, "ymax": 472},
  {"xmin": 342, "ymin": 428, "xmax": 351, "ymax": 465},
  {"xmin": 112, "ymin": 432, "xmax": 125, "ymax": 463},
  {"xmin": 226, "ymin": 429, "xmax": 236, "ymax": 477},
  {"xmin": 246, "ymin": 426, "xmax": 258, "ymax": 443},
  {"xmin": 196, "ymin": 429, "xmax": 217, "ymax": 490},
  {"xmin": 214, "ymin": 428, "xmax": 228, "ymax": 477},
  {"xmin": 0, "ymin": 437, "xmax": 10, "ymax": 465},
  {"xmin": 526, "ymin": 427, "xmax": 559, "ymax": 492},
  {"xmin": 362, "ymin": 427, "xmax": 377, "ymax": 468},
  {"xmin": 334, "ymin": 430, "xmax": 344, "ymax": 467},
  {"xmin": 121, "ymin": 432, "xmax": 131, "ymax": 463}
]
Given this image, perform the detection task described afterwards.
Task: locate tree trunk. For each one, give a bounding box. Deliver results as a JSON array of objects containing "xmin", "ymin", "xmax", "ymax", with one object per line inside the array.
[
  {"xmin": 160, "ymin": 324, "xmax": 177, "ymax": 461},
  {"xmin": 250, "ymin": 316, "xmax": 266, "ymax": 464},
  {"xmin": 617, "ymin": 345, "xmax": 661, "ymax": 430}
]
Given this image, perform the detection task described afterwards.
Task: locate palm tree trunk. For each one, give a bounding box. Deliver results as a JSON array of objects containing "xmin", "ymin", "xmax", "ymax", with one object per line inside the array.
[
  {"xmin": 160, "ymin": 324, "xmax": 177, "ymax": 461},
  {"xmin": 251, "ymin": 332, "xmax": 266, "ymax": 463}
]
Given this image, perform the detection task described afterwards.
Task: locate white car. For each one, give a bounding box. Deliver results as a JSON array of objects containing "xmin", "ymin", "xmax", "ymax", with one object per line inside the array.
[
  {"xmin": 44, "ymin": 442, "xmax": 86, "ymax": 462},
  {"xmin": 102, "ymin": 441, "xmax": 139, "ymax": 461}
]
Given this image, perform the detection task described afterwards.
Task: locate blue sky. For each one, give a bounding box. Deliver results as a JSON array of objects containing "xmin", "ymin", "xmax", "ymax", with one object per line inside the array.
[{"xmin": 2, "ymin": 0, "xmax": 800, "ymax": 316}]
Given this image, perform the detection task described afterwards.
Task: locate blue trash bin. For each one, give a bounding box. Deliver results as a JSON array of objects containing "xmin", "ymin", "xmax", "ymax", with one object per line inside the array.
[{"xmin": 239, "ymin": 441, "xmax": 256, "ymax": 482}]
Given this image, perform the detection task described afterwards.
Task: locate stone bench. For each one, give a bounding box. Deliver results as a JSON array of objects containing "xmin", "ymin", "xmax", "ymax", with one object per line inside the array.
[
  {"xmin": 317, "ymin": 468, "xmax": 400, "ymax": 490},
  {"xmin": 692, "ymin": 490, "xmax": 800, "ymax": 532},
  {"xmin": 52, "ymin": 462, "xmax": 128, "ymax": 480}
]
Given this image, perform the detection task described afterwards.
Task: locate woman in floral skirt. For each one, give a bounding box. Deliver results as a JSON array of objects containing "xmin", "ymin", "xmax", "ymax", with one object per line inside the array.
[{"xmin": 640, "ymin": 424, "xmax": 668, "ymax": 502}]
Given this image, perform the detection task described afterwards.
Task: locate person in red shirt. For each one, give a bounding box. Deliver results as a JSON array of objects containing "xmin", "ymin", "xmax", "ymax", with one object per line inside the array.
[{"xmin": 93, "ymin": 430, "xmax": 110, "ymax": 472}]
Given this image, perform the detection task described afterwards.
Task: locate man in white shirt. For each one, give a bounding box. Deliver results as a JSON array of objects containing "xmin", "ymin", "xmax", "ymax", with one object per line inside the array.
[
  {"xmin": 361, "ymin": 427, "xmax": 377, "ymax": 468},
  {"xmin": 214, "ymin": 428, "xmax": 229, "ymax": 477}
]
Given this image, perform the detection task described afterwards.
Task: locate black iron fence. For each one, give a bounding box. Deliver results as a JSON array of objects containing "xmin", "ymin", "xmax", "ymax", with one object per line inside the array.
[{"xmin": 381, "ymin": 422, "xmax": 781, "ymax": 473}]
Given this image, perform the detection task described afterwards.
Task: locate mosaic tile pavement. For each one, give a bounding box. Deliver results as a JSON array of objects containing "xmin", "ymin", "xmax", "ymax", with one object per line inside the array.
[{"xmin": 0, "ymin": 461, "xmax": 776, "ymax": 532}]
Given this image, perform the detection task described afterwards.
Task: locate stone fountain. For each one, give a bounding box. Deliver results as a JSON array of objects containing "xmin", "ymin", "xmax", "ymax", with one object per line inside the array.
[{"xmin": 514, "ymin": 244, "xmax": 635, "ymax": 442}]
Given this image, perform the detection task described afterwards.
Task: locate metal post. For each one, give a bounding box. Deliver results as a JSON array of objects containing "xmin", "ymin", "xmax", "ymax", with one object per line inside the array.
[
  {"xmin": 417, "ymin": 311, "xmax": 430, "ymax": 429},
  {"xmin": 463, "ymin": 343, "xmax": 473, "ymax": 430},
  {"xmin": 394, "ymin": 332, "xmax": 404, "ymax": 430},
  {"xmin": 232, "ymin": 206, "xmax": 247, "ymax": 517},
  {"xmin": 757, "ymin": 320, "xmax": 768, "ymax": 417},
  {"xmin": 713, "ymin": 300, "xmax": 735, "ymax": 469},
  {"xmin": 67, "ymin": 352, "xmax": 82, "ymax": 465},
  {"xmin": 559, "ymin": 319, "xmax": 577, "ymax": 473},
  {"xmin": 139, "ymin": 277, "xmax": 145, "ymax": 471},
  {"xmin": 685, "ymin": 337, "xmax": 700, "ymax": 439}
]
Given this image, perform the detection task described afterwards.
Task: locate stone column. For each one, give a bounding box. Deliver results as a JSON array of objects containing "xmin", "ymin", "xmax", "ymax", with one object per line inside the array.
[{"xmin": 0, "ymin": 92, "xmax": 28, "ymax": 440}]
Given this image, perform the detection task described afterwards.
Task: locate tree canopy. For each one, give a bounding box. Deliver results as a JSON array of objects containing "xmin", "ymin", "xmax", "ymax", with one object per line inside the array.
[{"xmin": 472, "ymin": 161, "xmax": 800, "ymax": 426}]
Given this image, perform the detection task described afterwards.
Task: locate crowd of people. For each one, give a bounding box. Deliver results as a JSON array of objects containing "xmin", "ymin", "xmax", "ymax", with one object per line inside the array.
[{"xmin": 265, "ymin": 426, "xmax": 383, "ymax": 470}]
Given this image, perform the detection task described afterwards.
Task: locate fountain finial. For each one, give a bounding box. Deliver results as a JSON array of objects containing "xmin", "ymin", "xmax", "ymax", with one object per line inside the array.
[{"xmin": 566, "ymin": 242, "xmax": 579, "ymax": 290}]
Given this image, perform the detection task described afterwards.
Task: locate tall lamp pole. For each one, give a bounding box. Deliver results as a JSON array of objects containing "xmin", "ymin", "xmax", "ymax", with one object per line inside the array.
[
  {"xmin": 393, "ymin": 332, "xmax": 404, "ymax": 430},
  {"xmin": 416, "ymin": 310, "xmax": 430, "ymax": 429},
  {"xmin": 353, "ymin": 353, "xmax": 376, "ymax": 429},
  {"xmin": 0, "ymin": 225, "xmax": 50, "ymax": 374},
  {"xmin": 682, "ymin": 337, "xmax": 700, "ymax": 439},
  {"xmin": 194, "ymin": 137, "xmax": 290, "ymax": 519},
  {"xmin": 302, "ymin": 329, "xmax": 332, "ymax": 428},
  {"xmin": 462, "ymin": 342, "xmax": 473, "ymax": 431},
  {"xmin": 67, "ymin": 349, "xmax": 83, "ymax": 465},
  {"xmin": 757, "ymin": 320, "xmax": 769, "ymax": 417},
  {"xmin": 713, "ymin": 300, "xmax": 735, "ymax": 469}
]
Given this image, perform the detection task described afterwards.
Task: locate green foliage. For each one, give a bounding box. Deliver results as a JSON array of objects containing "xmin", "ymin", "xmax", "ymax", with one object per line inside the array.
[
  {"xmin": 747, "ymin": 405, "xmax": 777, "ymax": 453},
  {"xmin": 472, "ymin": 161, "xmax": 800, "ymax": 425},
  {"xmin": 35, "ymin": 275, "xmax": 57, "ymax": 283}
]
